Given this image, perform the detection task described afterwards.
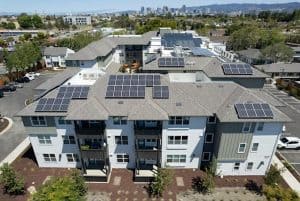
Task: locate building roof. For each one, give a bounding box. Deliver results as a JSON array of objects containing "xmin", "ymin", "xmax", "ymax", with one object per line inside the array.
[
  {"xmin": 237, "ymin": 48, "xmax": 263, "ymax": 60},
  {"xmin": 17, "ymin": 74, "xmax": 290, "ymax": 123},
  {"xmin": 43, "ymin": 47, "xmax": 69, "ymax": 56},
  {"xmin": 292, "ymin": 47, "xmax": 300, "ymax": 52},
  {"xmin": 256, "ymin": 63, "xmax": 300, "ymax": 73}
]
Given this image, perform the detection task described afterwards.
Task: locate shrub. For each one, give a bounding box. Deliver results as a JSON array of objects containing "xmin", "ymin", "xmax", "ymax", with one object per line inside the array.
[
  {"xmin": 0, "ymin": 163, "xmax": 25, "ymax": 195},
  {"xmin": 263, "ymin": 184, "xmax": 299, "ymax": 201},
  {"xmin": 149, "ymin": 168, "xmax": 173, "ymax": 197},
  {"xmin": 264, "ymin": 165, "xmax": 282, "ymax": 186}
]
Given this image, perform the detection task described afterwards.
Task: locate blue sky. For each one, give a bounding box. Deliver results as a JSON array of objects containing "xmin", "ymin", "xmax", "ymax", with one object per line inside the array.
[{"xmin": 0, "ymin": 0, "xmax": 299, "ymax": 13}]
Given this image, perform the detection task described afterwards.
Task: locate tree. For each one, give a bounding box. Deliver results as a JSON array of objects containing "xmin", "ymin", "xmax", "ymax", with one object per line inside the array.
[
  {"xmin": 1, "ymin": 22, "xmax": 16, "ymax": 29},
  {"xmin": 264, "ymin": 165, "xmax": 282, "ymax": 186},
  {"xmin": 17, "ymin": 13, "xmax": 33, "ymax": 29},
  {"xmin": 0, "ymin": 163, "xmax": 25, "ymax": 195},
  {"xmin": 262, "ymin": 43, "xmax": 294, "ymax": 63},
  {"xmin": 30, "ymin": 170, "xmax": 87, "ymax": 201},
  {"xmin": 149, "ymin": 168, "xmax": 173, "ymax": 197},
  {"xmin": 32, "ymin": 15, "xmax": 44, "ymax": 29},
  {"xmin": 263, "ymin": 184, "xmax": 299, "ymax": 201}
]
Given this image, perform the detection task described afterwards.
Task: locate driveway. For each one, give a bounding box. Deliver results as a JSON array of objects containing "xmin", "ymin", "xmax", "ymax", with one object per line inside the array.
[
  {"xmin": 0, "ymin": 72, "xmax": 56, "ymax": 161},
  {"xmin": 264, "ymin": 84, "xmax": 300, "ymax": 174}
]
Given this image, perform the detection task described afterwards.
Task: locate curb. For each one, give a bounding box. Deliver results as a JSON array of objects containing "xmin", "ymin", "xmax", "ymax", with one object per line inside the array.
[{"xmin": 0, "ymin": 117, "xmax": 13, "ymax": 136}]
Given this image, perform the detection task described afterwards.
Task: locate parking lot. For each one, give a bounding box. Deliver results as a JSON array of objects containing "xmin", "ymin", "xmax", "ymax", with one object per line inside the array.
[
  {"xmin": 0, "ymin": 72, "xmax": 56, "ymax": 161},
  {"xmin": 264, "ymin": 84, "xmax": 300, "ymax": 174}
]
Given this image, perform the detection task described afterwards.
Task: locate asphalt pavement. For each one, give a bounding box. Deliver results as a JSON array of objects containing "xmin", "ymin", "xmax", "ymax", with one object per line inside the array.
[{"xmin": 0, "ymin": 72, "xmax": 56, "ymax": 161}]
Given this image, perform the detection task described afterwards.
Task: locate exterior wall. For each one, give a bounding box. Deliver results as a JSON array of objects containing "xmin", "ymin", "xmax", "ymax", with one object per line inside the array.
[
  {"xmin": 27, "ymin": 117, "xmax": 80, "ymax": 168},
  {"xmin": 161, "ymin": 117, "xmax": 207, "ymax": 168},
  {"xmin": 211, "ymin": 78, "xmax": 265, "ymax": 88},
  {"xmin": 106, "ymin": 118, "xmax": 136, "ymax": 169},
  {"xmin": 216, "ymin": 122, "xmax": 283, "ymax": 176}
]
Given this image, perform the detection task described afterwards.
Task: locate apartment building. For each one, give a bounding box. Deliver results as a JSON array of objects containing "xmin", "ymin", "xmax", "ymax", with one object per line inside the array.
[
  {"xmin": 63, "ymin": 16, "xmax": 92, "ymax": 25},
  {"xmin": 18, "ymin": 29, "xmax": 290, "ymax": 182},
  {"xmin": 43, "ymin": 47, "xmax": 75, "ymax": 68}
]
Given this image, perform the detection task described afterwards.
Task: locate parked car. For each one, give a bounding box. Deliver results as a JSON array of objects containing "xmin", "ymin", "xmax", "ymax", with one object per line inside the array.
[
  {"xmin": 26, "ymin": 72, "xmax": 40, "ymax": 78},
  {"xmin": 24, "ymin": 74, "xmax": 35, "ymax": 81},
  {"xmin": 15, "ymin": 77, "xmax": 30, "ymax": 83},
  {"xmin": 1, "ymin": 84, "xmax": 16, "ymax": 92},
  {"xmin": 278, "ymin": 137, "xmax": 300, "ymax": 149}
]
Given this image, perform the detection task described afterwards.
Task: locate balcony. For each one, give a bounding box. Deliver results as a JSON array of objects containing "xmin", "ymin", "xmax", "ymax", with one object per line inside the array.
[
  {"xmin": 75, "ymin": 122, "xmax": 105, "ymax": 136},
  {"xmin": 136, "ymin": 143, "xmax": 161, "ymax": 151},
  {"xmin": 134, "ymin": 124, "xmax": 162, "ymax": 136},
  {"xmin": 80, "ymin": 142, "xmax": 106, "ymax": 151}
]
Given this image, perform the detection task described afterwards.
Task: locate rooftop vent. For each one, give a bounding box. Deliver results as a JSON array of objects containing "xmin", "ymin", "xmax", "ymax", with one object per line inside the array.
[
  {"xmin": 118, "ymin": 101, "xmax": 124, "ymax": 104},
  {"xmin": 176, "ymin": 102, "xmax": 182, "ymax": 107}
]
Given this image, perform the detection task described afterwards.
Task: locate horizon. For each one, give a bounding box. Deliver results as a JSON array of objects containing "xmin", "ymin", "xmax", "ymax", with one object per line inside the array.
[{"xmin": 0, "ymin": 0, "xmax": 299, "ymax": 13}]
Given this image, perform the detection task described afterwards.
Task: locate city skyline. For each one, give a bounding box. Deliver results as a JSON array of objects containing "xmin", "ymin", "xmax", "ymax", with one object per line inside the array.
[{"xmin": 0, "ymin": 0, "xmax": 298, "ymax": 13}]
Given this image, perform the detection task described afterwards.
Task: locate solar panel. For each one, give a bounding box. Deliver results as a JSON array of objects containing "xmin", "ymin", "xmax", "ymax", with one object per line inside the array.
[
  {"xmin": 161, "ymin": 33, "xmax": 202, "ymax": 48},
  {"xmin": 235, "ymin": 103, "xmax": 274, "ymax": 119},
  {"xmin": 158, "ymin": 57, "xmax": 185, "ymax": 68},
  {"xmin": 153, "ymin": 86, "xmax": 169, "ymax": 99},
  {"xmin": 222, "ymin": 63, "xmax": 253, "ymax": 75},
  {"xmin": 57, "ymin": 86, "xmax": 90, "ymax": 99},
  {"xmin": 35, "ymin": 98, "xmax": 71, "ymax": 112}
]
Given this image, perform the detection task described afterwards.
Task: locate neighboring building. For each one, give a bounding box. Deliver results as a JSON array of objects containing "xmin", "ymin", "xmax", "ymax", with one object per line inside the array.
[
  {"xmin": 43, "ymin": 47, "xmax": 75, "ymax": 68},
  {"xmin": 256, "ymin": 63, "xmax": 300, "ymax": 79},
  {"xmin": 17, "ymin": 28, "xmax": 289, "ymax": 183},
  {"xmin": 0, "ymin": 29, "xmax": 45, "ymax": 39},
  {"xmin": 292, "ymin": 47, "xmax": 300, "ymax": 63},
  {"xmin": 236, "ymin": 48, "xmax": 271, "ymax": 65},
  {"xmin": 63, "ymin": 16, "xmax": 92, "ymax": 25}
]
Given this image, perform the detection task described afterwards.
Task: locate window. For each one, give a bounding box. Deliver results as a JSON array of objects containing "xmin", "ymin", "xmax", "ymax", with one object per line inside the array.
[
  {"xmin": 113, "ymin": 117, "xmax": 127, "ymax": 125},
  {"xmin": 31, "ymin": 116, "xmax": 46, "ymax": 126},
  {"xmin": 169, "ymin": 116, "xmax": 189, "ymax": 125},
  {"xmin": 238, "ymin": 143, "xmax": 246, "ymax": 153},
  {"xmin": 242, "ymin": 122, "xmax": 252, "ymax": 133},
  {"xmin": 257, "ymin": 122, "xmax": 264, "ymax": 131},
  {"xmin": 58, "ymin": 117, "xmax": 72, "ymax": 125},
  {"xmin": 167, "ymin": 136, "xmax": 188, "ymax": 145},
  {"xmin": 117, "ymin": 154, "xmax": 129, "ymax": 163},
  {"xmin": 66, "ymin": 154, "xmax": 79, "ymax": 162},
  {"xmin": 115, "ymin": 136, "xmax": 128, "ymax": 145},
  {"xmin": 43, "ymin": 154, "xmax": 56, "ymax": 162},
  {"xmin": 202, "ymin": 152, "xmax": 211, "ymax": 161},
  {"xmin": 166, "ymin": 155, "xmax": 186, "ymax": 163},
  {"xmin": 234, "ymin": 162, "xmax": 240, "ymax": 170},
  {"xmin": 247, "ymin": 162, "xmax": 254, "ymax": 170},
  {"xmin": 205, "ymin": 133, "xmax": 214, "ymax": 143},
  {"xmin": 251, "ymin": 143, "xmax": 259, "ymax": 152},
  {"xmin": 38, "ymin": 136, "xmax": 51, "ymax": 144},
  {"xmin": 207, "ymin": 115, "xmax": 216, "ymax": 124},
  {"xmin": 63, "ymin": 136, "xmax": 76, "ymax": 144}
]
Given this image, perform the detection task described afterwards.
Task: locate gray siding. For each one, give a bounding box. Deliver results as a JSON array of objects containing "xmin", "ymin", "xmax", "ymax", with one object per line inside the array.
[{"xmin": 22, "ymin": 116, "xmax": 56, "ymax": 127}]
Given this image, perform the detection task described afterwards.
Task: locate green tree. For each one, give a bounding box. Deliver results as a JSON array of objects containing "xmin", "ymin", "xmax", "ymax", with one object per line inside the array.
[
  {"xmin": 263, "ymin": 184, "xmax": 299, "ymax": 201},
  {"xmin": 0, "ymin": 163, "xmax": 25, "ymax": 195},
  {"xmin": 17, "ymin": 13, "xmax": 33, "ymax": 29},
  {"xmin": 264, "ymin": 165, "xmax": 282, "ymax": 186},
  {"xmin": 149, "ymin": 168, "xmax": 173, "ymax": 197},
  {"xmin": 1, "ymin": 22, "xmax": 16, "ymax": 29},
  {"xmin": 30, "ymin": 170, "xmax": 87, "ymax": 201},
  {"xmin": 262, "ymin": 43, "xmax": 294, "ymax": 63},
  {"xmin": 32, "ymin": 15, "xmax": 44, "ymax": 29}
]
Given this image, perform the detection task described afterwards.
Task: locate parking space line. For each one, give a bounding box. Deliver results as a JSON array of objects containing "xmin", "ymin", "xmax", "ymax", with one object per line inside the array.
[{"xmin": 279, "ymin": 151, "xmax": 300, "ymax": 154}]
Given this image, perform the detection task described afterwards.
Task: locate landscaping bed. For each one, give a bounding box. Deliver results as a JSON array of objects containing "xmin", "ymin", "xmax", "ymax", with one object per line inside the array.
[
  {"xmin": 0, "ymin": 118, "xmax": 9, "ymax": 133},
  {"xmin": 276, "ymin": 151, "xmax": 300, "ymax": 182}
]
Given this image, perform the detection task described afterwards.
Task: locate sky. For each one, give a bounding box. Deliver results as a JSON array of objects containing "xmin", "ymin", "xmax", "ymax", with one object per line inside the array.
[{"xmin": 0, "ymin": 0, "xmax": 299, "ymax": 13}]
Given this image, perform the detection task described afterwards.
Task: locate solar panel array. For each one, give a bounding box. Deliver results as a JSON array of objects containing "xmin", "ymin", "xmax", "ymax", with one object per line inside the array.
[
  {"xmin": 57, "ymin": 86, "xmax": 90, "ymax": 99},
  {"xmin": 35, "ymin": 98, "xmax": 71, "ymax": 112},
  {"xmin": 222, "ymin": 63, "xmax": 253, "ymax": 75},
  {"xmin": 153, "ymin": 86, "xmax": 169, "ymax": 99},
  {"xmin": 234, "ymin": 103, "xmax": 274, "ymax": 119},
  {"xmin": 161, "ymin": 33, "xmax": 202, "ymax": 48},
  {"xmin": 192, "ymin": 47, "xmax": 215, "ymax": 57},
  {"xmin": 106, "ymin": 85, "xmax": 145, "ymax": 98},
  {"xmin": 108, "ymin": 74, "xmax": 161, "ymax": 87},
  {"xmin": 158, "ymin": 57, "xmax": 185, "ymax": 68},
  {"xmin": 35, "ymin": 86, "xmax": 90, "ymax": 112}
]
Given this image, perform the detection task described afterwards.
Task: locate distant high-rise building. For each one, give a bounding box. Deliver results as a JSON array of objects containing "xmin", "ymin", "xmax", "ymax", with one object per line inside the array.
[
  {"xmin": 181, "ymin": 5, "xmax": 187, "ymax": 13},
  {"xmin": 162, "ymin": 6, "xmax": 169, "ymax": 14},
  {"xmin": 140, "ymin": 6, "xmax": 145, "ymax": 15},
  {"xmin": 146, "ymin": 7, "xmax": 152, "ymax": 15}
]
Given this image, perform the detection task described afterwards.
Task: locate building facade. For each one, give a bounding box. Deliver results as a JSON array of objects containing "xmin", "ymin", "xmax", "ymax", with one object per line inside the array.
[{"xmin": 63, "ymin": 16, "xmax": 92, "ymax": 25}]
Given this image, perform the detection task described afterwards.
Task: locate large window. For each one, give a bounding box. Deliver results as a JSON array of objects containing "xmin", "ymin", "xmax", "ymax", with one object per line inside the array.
[
  {"xmin": 58, "ymin": 117, "xmax": 72, "ymax": 125},
  {"xmin": 113, "ymin": 117, "xmax": 127, "ymax": 125},
  {"xmin": 238, "ymin": 143, "xmax": 247, "ymax": 153},
  {"xmin": 38, "ymin": 136, "xmax": 51, "ymax": 145},
  {"xmin": 242, "ymin": 122, "xmax": 252, "ymax": 133},
  {"xmin": 66, "ymin": 154, "xmax": 79, "ymax": 162},
  {"xmin": 257, "ymin": 122, "xmax": 264, "ymax": 131},
  {"xmin": 205, "ymin": 133, "xmax": 214, "ymax": 143},
  {"xmin": 117, "ymin": 154, "xmax": 129, "ymax": 163},
  {"xmin": 166, "ymin": 155, "xmax": 186, "ymax": 163},
  {"xmin": 167, "ymin": 136, "xmax": 188, "ymax": 145},
  {"xmin": 63, "ymin": 136, "xmax": 76, "ymax": 144},
  {"xmin": 31, "ymin": 116, "xmax": 46, "ymax": 126},
  {"xmin": 168, "ymin": 116, "xmax": 189, "ymax": 125},
  {"xmin": 115, "ymin": 136, "xmax": 128, "ymax": 145},
  {"xmin": 251, "ymin": 143, "xmax": 259, "ymax": 152},
  {"xmin": 43, "ymin": 154, "xmax": 56, "ymax": 162}
]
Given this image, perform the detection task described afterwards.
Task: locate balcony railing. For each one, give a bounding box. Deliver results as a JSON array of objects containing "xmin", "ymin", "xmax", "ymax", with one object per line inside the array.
[
  {"xmin": 134, "ymin": 125, "xmax": 162, "ymax": 135},
  {"xmin": 136, "ymin": 143, "xmax": 161, "ymax": 151},
  {"xmin": 75, "ymin": 124, "xmax": 105, "ymax": 136},
  {"xmin": 80, "ymin": 143, "xmax": 105, "ymax": 151}
]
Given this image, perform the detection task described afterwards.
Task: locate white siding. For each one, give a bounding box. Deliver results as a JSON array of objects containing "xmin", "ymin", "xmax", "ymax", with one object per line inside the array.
[{"xmin": 161, "ymin": 117, "xmax": 206, "ymax": 168}]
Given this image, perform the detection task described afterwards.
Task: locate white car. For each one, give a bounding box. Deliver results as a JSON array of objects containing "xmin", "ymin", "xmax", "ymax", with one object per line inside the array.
[
  {"xmin": 24, "ymin": 74, "xmax": 35, "ymax": 80},
  {"xmin": 278, "ymin": 137, "xmax": 300, "ymax": 149}
]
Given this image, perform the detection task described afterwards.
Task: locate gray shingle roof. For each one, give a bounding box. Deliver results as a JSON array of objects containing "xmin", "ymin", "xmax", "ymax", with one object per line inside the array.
[
  {"xmin": 237, "ymin": 48, "xmax": 263, "ymax": 60},
  {"xmin": 43, "ymin": 47, "xmax": 69, "ymax": 56},
  {"xmin": 256, "ymin": 63, "xmax": 300, "ymax": 73}
]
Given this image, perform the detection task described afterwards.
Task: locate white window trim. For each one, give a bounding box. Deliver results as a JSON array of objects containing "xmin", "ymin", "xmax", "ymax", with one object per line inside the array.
[
  {"xmin": 62, "ymin": 135, "xmax": 76, "ymax": 145},
  {"xmin": 251, "ymin": 143, "xmax": 259, "ymax": 152},
  {"xmin": 113, "ymin": 116, "xmax": 128, "ymax": 125},
  {"xmin": 205, "ymin": 133, "xmax": 214, "ymax": 143},
  {"xmin": 30, "ymin": 116, "xmax": 47, "ymax": 127},
  {"xmin": 167, "ymin": 136, "xmax": 188, "ymax": 145},
  {"xmin": 168, "ymin": 116, "xmax": 190, "ymax": 125},
  {"xmin": 166, "ymin": 154, "xmax": 187, "ymax": 163},
  {"xmin": 202, "ymin": 152, "xmax": 211, "ymax": 161},
  {"xmin": 115, "ymin": 136, "xmax": 128, "ymax": 145},
  {"xmin": 38, "ymin": 135, "xmax": 52, "ymax": 145},
  {"xmin": 242, "ymin": 122, "xmax": 252, "ymax": 133},
  {"xmin": 43, "ymin": 154, "xmax": 56, "ymax": 162},
  {"xmin": 246, "ymin": 162, "xmax": 254, "ymax": 170},
  {"xmin": 237, "ymin": 143, "xmax": 247, "ymax": 153},
  {"xmin": 66, "ymin": 153, "xmax": 79, "ymax": 163},
  {"xmin": 116, "ymin": 154, "xmax": 129, "ymax": 163}
]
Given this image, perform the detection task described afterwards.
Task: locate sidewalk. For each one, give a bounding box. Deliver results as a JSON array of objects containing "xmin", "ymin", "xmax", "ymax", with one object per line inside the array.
[{"xmin": 272, "ymin": 155, "xmax": 300, "ymax": 195}]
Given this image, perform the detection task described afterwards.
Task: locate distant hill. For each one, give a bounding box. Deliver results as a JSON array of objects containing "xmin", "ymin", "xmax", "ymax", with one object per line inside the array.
[{"xmin": 187, "ymin": 2, "xmax": 300, "ymax": 13}]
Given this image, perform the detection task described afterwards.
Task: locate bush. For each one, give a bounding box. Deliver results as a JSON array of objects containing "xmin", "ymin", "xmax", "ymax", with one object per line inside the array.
[
  {"xmin": 263, "ymin": 184, "xmax": 299, "ymax": 201},
  {"xmin": 149, "ymin": 168, "xmax": 173, "ymax": 197},
  {"xmin": 265, "ymin": 165, "xmax": 282, "ymax": 186},
  {"xmin": 0, "ymin": 163, "xmax": 25, "ymax": 195}
]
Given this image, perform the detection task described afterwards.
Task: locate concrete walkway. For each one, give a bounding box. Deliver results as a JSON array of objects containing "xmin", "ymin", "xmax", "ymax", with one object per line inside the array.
[
  {"xmin": 272, "ymin": 155, "xmax": 300, "ymax": 195},
  {"xmin": 0, "ymin": 117, "xmax": 13, "ymax": 136}
]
